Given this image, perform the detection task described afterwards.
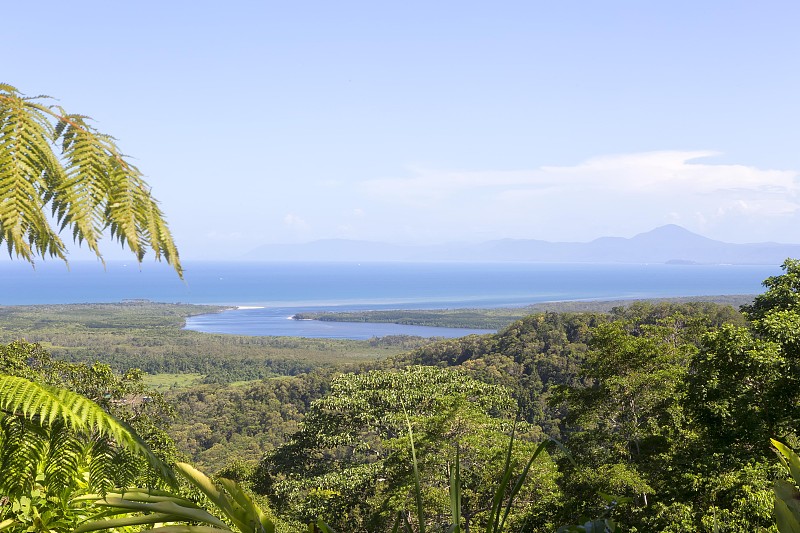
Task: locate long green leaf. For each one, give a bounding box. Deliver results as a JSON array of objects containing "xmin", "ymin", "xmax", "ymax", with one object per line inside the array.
[
  {"xmin": 776, "ymin": 480, "xmax": 800, "ymax": 525},
  {"xmin": 315, "ymin": 519, "xmax": 337, "ymax": 533},
  {"xmin": 148, "ymin": 525, "xmax": 230, "ymax": 533},
  {"xmin": 81, "ymin": 497, "xmax": 229, "ymax": 530},
  {"xmin": 176, "ymin": 461, "xmax": 273, "ymax": 533},
  {"xmin": 776, "ymin": 495, "xmax": 800, "ymax": 533},
  {"xmin": 403, "ymin": 408, "xmax": 425, "ymax": 533},
  {"xmin": 498, "ymin": 440, "xmax": 550, "ymax": 531},
  {"xmin": 219, "ymin": 477, "xmax": 275, "ymax": 533},
  {"xmin": 774, "ymin": 439, "xmax": 800, "ymax": 484},
  {"xmin": 76, "ymin": 512, "xmax": 186, "ymax": 532},
  {"xmin": 487, "ymin": 423, "xmax": 518, "ymax": 533},
  {"xmin": 449, "ymin": 445, "xmax": 461, "ymax": 533},
  {"xmin": 75, "ymin": 489, "xmax": 202, "ymax": 506}
]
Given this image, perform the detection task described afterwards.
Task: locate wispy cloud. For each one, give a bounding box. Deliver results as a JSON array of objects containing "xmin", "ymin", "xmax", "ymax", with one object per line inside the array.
[{"xmin": 358, "ymin": 151, "xmax": 800, "ymax": 242}]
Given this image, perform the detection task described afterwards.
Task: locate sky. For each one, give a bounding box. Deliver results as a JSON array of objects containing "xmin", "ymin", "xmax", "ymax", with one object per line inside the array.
[{"xmin": 4, "ymin": 1, "xmax": 800, "ymax": 260}]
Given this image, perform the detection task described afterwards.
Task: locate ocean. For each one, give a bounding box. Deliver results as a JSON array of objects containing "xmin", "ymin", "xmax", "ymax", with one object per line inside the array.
[{"xmin": 0, "ymin": 260, "xmax": 781, "ymax": 339}]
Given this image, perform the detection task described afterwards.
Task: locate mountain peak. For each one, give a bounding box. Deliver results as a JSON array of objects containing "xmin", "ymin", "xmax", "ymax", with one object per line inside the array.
[
  {"xmin": 243, "ymin": 225, "xmax": 799, "ymax": 264},
  {"xmin": 631, "ymin": 224, "xmax": 712, "ymax": 243}
]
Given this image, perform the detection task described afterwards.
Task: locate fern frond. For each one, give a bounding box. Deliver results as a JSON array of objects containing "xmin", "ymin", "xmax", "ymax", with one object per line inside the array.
[
  {"xmin": 51, "ymin": 116, "xmax": 112, "ymax": 259},
  {"xmin": 87, "ymin": 435, "xmax": 116, "ymax": 493},
  {"xmin": 44, "ymin": 419, "xmax": 85, "ymax": 491},
  {"xmin": 108, "ymin": 443, "xmax": 141, "ymax": 489},
  {"xmin": 0, "ymin": 415, "xmax": 49, "ymax": 496},
  {"xmin": 0, "ymin": 374, "xmax": 177, "ymax": 487},
  {"xmin": 0, "ymin": 90, "xmax": 67, "ymax": 262},
  {"xmin": 0, "ymin": 84, "xmax": 182, "ymax": 277}
]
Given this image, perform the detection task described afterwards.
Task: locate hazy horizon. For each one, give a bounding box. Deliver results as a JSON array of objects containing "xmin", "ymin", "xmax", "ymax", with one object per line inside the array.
[{"xmin": 246, "ymin": 224, "xmax": 800, "ymax": 248}]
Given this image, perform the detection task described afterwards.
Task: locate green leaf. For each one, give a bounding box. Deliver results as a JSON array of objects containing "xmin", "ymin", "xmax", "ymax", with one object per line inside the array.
[
  {"xmin": 149, "ymin": 525, "xmax": 230, "ymax": 533},
  {"xmin": 176, "ymin": 462, "xmax": 274, "ymax": 533},
  {"xmin": 498, "ymin": 439, "xmax": 550, "ymax": 531},
  {"xmin": 776, "ymin": 480, "xmax": 800, "ymax": 522},
  {"xmin": 76, "ymin": 512, "xmax": 189, "ymax": 532},
  {"xmin": 449, "ymin": 445, "xmax": 461, "ymax": 533},
  {"xmin": 219, "ymin": 477, "xmax": 275, "ymax": 533},
  {"xmin": 774, "ymin": 439, "xmax": 800, "ymax": 484},
  {"xmin": 486, "ymin": 423, "xmax": 518, "ymax": 533},
  {"xmin": 776, "ymin": 495, "xmax": 800, "ymax": 533},
  {"xmin": 315, "ymin": 519, "xmax": 337, "ymax": 533},
  {"xmin": 403, "ymin": 407, "xmax": 425, "ymax": 533},
  {"xmin": 84, "ymin": 497, "xmax": 228, "ymax": 529}
]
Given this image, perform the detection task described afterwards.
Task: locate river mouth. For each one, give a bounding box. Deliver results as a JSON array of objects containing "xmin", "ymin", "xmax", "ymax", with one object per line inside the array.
[{"xmin": 183, "ymin": 305, "xmax": 496, "ymax": 339}]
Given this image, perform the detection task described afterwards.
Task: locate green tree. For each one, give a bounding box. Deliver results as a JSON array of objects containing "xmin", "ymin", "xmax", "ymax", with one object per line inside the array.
[
  {"xmin": 552, "ymin": 317, "xmax": 695, "ymax": 529},
  {"xmin": 256, "ymin": 366, "xmax": 562, "ymax": 532},
  {"xmin": 549, "ymin": 301, "xmax": 774, "ymax": 531},
  {"xmin": 668, "ymin": 259, "xmax": 800, "ymax": 531},
  {"xmin": 684, "ymin": 260, "xmax": 800, "ymax": 456},
  {"xmin": 0, "ymin": 83, "xmax": 180, "ymax": 275},
  {"xmin": 401, "ymin": 311, "xmax": 606, "ymax": 439}
]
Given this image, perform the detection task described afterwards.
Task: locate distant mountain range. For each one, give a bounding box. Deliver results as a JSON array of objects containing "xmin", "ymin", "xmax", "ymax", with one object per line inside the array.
[{"xmin": 244, "ymin": 225, "xmax": 800, "ymax": 265}]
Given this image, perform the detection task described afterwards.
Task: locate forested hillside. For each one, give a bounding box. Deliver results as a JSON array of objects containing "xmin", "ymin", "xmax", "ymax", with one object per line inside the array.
[{"xmin": 2, "ymin": 264, "xmax": 800, "ymax": 531}]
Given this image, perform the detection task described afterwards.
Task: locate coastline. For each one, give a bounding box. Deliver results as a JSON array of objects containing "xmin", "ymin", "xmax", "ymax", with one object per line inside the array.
[{"xmin": 183, "ymin": 293, "xmax": 756, "ymax": 338}]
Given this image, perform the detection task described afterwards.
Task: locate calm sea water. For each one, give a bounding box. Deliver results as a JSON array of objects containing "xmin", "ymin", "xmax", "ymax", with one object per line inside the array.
[{"xmin": 0, "ymin": 261, "xmax": 781, "ymax": 339}]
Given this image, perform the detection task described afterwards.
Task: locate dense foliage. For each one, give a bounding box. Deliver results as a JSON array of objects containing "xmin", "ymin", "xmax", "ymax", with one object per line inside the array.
[
  {"xmin": 0, "ymin": 340, "xmax": 179, "ymax": 475},
  {"xmin": 255, "ymin": 366, "xmax": 561, "ymax": 531},
  {"xmin": 169, "ymin": 371, "xmax": 332, "ymax": 471}
]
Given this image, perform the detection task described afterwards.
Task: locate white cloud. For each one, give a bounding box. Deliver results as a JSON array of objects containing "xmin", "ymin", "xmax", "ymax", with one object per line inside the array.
[
  {"xmin": 365, "ymin": 151, "xmax": 797, "ymax": 200},
  {"xmin": 357, "ymin": 151, "xmax": 800, "ymax": 242}
]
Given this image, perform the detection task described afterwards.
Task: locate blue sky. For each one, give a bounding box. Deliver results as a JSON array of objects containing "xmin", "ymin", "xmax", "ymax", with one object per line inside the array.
[{"xmin": 4, "ymin": 1, "xmax": 800, "ymax": 260}]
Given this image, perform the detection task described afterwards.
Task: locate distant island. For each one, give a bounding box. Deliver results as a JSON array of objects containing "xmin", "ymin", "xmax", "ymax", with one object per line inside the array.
[{"xmin": 245, "ymin": 224, "xmax": 800, "ymax": 265}]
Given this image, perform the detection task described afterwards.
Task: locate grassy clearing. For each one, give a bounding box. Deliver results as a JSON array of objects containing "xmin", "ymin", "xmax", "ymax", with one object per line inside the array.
[{"xmin": 143, "ymin": 372, "xmax": 206, "ymax": 390}]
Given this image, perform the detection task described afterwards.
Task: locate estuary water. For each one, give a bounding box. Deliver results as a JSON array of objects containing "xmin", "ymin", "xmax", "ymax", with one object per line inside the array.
[{"xmin": 0, "ymin": 260, "xmax": 781, "ymax": 339}]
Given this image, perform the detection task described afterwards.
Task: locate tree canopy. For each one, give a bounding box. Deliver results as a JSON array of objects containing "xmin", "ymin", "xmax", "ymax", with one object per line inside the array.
[
  {"xmin": 0, "ymin": 84, "xmax": 181, "ymax": 276},
  {"xmin": 256, "ymin": 366, "xmax": 562, "ymax": 531}
]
